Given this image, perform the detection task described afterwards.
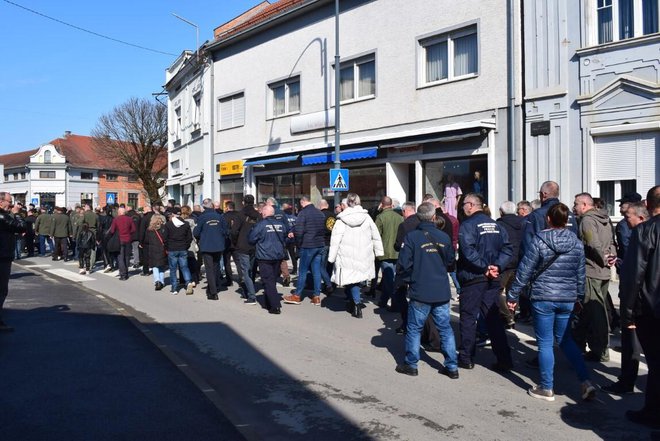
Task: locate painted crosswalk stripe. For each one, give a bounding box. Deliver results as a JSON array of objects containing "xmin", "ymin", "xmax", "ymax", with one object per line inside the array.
[{"xmin": 45, "ymin": 268, "xmax": 94, "ymax": 282}]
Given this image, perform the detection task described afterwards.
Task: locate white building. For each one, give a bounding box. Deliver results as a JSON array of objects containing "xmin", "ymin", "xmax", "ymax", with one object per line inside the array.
[{"xmin": 198, "ymin": 0, "xmax": 523, "ymax": 211}]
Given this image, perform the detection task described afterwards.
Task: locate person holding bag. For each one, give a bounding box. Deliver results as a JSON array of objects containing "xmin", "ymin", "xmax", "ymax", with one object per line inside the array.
[{"xmin": 507, "ymin": 203, "xmax": 596, "ymax": 402}]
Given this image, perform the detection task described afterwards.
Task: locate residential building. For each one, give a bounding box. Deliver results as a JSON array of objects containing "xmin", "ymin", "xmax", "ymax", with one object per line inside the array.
[
  {"xmin": 523, "ymin": 0, "xmax": 660, "ymax": 213},
  {"xmin": 200, "ymin": 0, "xmax": 523, "ymax": 209},
  {"xmin": 0, "ymin": 133, "xmax": 163, "ymax": 209}
]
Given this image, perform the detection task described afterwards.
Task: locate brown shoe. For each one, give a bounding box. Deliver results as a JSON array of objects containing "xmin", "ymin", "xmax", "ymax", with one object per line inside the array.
[
  {"xmin": 283, "ymin": 294, "xmax": 302, "ymax": 305},
  {"xmin": 311, "ymin": 296, "xmax": 321, "ymax": 306}
]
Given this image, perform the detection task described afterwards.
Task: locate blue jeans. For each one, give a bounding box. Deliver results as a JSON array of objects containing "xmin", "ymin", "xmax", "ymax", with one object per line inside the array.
[
  {"xmin": 237, "ymin": 252, "xmax": 256, "ymax": 300},
  {"xmin": 152, "ymin": 266, "xmax": 166, "ymax": 284},
  {"xmin": 345, "ymin": 283, "xmax": 362, "ymax": 304},
  {"xmin": 319, "ymin": 245, "xmax": 332, "ymax": 288},
  {"xmin": 379, "ymin": 260, "xmax": 397, "ymax": 306},
  {"xmin": 532, "ymin": 300, "xmax": 590, "ymax": 390},
  {"xmin": 405, "ymin": 300, "xmax": 458, "ymax": 371},
  {"xmin": 449, "ymin": 271, "xmax": 461, "ymax": 294},
  {"xmin": 295, "ymin": 247, "xmax": 323, "ymax": 298},
  {"xmin": 38, "ymin": 235, "xmax": 54, "ymax": 256},
  {"xmin": 15, "ymin": 237, "xmax": 23, "ymax": 259},
  {"xmin": 168, "ymin": 250, "xmax": 191, "ymax": 291}
]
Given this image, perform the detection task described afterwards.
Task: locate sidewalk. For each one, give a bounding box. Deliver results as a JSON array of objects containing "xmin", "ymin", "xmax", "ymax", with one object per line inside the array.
[{"xmin": 0, "ymin": 265, "xmax": 244, "ymax": 441}]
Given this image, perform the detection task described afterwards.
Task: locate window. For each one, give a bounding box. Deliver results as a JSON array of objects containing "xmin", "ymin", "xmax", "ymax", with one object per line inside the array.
[
  {"xmin": 127, "ymin": 193, "xmax": 138, "ymax": 209},
  {"xmin": 174, "ymin": 106, "xmax": 182, "ymax": 141},
  {"xmin": 44, "ymin": 150, "xmax": 51, "ymax": 163},
  {"xmin": 219, "ymin": 92, "xmax": 245, "ymax": 130},
  {"xmin": 420, "ymin": 25, "xmax": 478, "ymax": 86},
  {"xmin": 597, "ymin": 0, "xmax": 659, "ymax": 44},
  {"xmin": 192, "ymin": 93, "xmax": 202, "ymax": 130},
  {"xmin": 338, "ymin": 55, "xmax": 376, "ymax": 102},
  {"xmin": 171, "ymin": 159, "xmax": 181, "ymax": 175},
  {"xmin": 13, "ymin": 173, "xmax": 18, "ymax": 180},
  {"xmin": 39, "ymin": 171, "xmax": 56, "ymax": 179},
  {"xmin": 81, "ymin": 172, "xmax": 93, "ymax": 180},
  {"xmin": 20, "ymin": 172, "xmax": 26, "ymax": 180},
  {"xmin": 127, "ymin": 174, "xmax": 138, "ymax": 182},
  {"xmin": 269, "ymin": 77, "xmax": 300, "ymax": 117},
  {"xmin": 106, "ymin": 173, "xmax": 118, "ymax": 181},
  {"xmin": 598, "ymin": 179, "xmax": 636, "ymax": 215}
]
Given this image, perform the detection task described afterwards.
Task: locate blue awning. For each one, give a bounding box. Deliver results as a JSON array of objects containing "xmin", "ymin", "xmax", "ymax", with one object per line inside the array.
[
  {"xmin": 301, "ymin": 147, "xmax": 378, "ymax": 166},
  {"xmin": 243, "ymin": 154, "xmax": 299, "ymax": 166}
]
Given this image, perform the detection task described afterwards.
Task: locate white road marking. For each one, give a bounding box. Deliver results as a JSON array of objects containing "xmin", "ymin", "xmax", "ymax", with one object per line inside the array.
[
  {"xmin": 45, "ymin": 268, "xmax": 94, "ymax": 282},
  {"xmin": 95, "ymin": 295, "xmax": 105, "ymax": 299},
  {"xmin": 22, "ymin": 264, "xmax": 52, "ymax": 268}
]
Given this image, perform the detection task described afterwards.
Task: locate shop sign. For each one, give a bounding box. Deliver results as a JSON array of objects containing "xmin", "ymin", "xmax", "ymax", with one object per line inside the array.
[
  {"xmin": 322, "ymin": 188, "xmax": 335, "ymax": 197},
  {"xmin": 219, "ymin": 161, "xmax": 244, "ymax": 176}
]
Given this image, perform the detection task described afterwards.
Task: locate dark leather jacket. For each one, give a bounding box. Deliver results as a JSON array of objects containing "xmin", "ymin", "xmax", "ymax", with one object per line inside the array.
[
  {"xmin": 620, "ymin": 214, "xmax": 660, "ymax": 326},
  {"xmin": 0, "ymin": 209, "xmax": 26, "ymax": 260}
]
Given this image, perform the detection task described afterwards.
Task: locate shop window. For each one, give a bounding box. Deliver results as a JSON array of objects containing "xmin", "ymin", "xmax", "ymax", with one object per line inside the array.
[
  {"xmin": 338, "ymin": 54, "xmax": 376, "ymax": 103},
  {"xmin": 423, "ymin": 156, "xmax": 488, "ymax": 219},
  {"xmin": 269, "ymin": 77, "xmax": 300, "ymax": 118},
  {"xmin": 419, "ymin": 25, "xmax": 478, "ymax": 87},
  {"xmin": 220, "ymin": 178, "xmax": 245, "ymax": 209},
  {"xmin": 219, "ymin": 92, "xmax": 245, "ymax": 130},
  {"xmin": 39, "ymin": 171, "xmax": 56, "ymax": 179}
]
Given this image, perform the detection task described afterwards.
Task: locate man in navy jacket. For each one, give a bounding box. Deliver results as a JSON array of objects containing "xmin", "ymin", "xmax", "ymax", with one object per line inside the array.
[
  {"xmin": 193, "ymin": 199, "xmax": 228, "ymax": 300},
  {"xmin": 394, "ymin": 202, "xmax": 458, "ymax": 378},
  {"xmin": 249, "ymin": 205, "xmax": 289, "ymax": 314},
  {"xmin": 457, "ymin": 192, "xmax": 513, "ymax": 371}
]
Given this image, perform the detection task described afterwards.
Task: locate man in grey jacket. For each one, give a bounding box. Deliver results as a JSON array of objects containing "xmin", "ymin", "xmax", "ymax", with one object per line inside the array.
[{"xmin": 572, "ymin": 192, "xmax": 616, "ymax": 362}]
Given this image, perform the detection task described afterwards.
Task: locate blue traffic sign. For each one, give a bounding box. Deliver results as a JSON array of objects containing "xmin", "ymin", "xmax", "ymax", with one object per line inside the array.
[
  {"xmin": 106, "ymin": 193, "xmax": 115, "ymax": 205},
  {"xmin": 31, "ymin": 198, "xmax": 39, "ymax": 206},
  {"xmin": 329, "ymin": 168, "xmax": 349, "ymax": 191}
]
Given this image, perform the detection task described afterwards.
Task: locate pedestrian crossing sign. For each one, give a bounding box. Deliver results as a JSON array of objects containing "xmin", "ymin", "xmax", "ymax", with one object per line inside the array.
[
  {"xmin": 330, "ymin": 169, "xmax": 349, "ymax": 191},
  {"xmin": 106, "ymin": 193, "xmax": 115, "ymax": 205}
]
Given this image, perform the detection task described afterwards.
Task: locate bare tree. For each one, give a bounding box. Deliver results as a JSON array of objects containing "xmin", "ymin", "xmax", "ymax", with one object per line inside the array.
[{"xmin": 92, "ymin": 97, "xmax": 168, "ymax": 203}]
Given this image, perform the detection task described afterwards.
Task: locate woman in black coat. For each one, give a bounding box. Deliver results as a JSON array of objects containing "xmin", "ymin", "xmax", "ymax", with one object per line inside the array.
[{"xmin": 143, "ymin": 214, "xmax": 168, "ymax": 290}]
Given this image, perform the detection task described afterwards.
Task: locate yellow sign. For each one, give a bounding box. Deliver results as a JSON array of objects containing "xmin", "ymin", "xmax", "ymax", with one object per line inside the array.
[{"xmin": 219, "ymin": 160, "xmax": 244, "ymax": 176}]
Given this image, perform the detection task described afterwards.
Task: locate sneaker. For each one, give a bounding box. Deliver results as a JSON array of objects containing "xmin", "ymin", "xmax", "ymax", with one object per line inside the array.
[
  {"xmin": 244, "ymin": 299, "xmax": 257, "ymax": 305},
  {"xmin": 395, "ymin": 364, "xmax": 418, "ymax": 376},
  {"xmin": 269, "ymin": 307, "xmax": 281, "ymax": 314},
  {"xmin": 310, "ymin": 296, "xmax": 321, "ymax": 306},
  {"xmin": 581, "ymin": 381, "xmax": 597, "ymax": 401},
  {"xmin": 528, "ymin": 386, "xmax": 555, "ymax": 401},
  {"xmin": 103, "ymin": 266, "xmax": 113, "ymax": 273},
  {"xmin": 601, "ymin": 382, "xmax": 634, "ymax": 395},
  {"xmin": 283, "ymin": 294, "xmax": 302, "ymax": 305},
  {"xmin": 79, "ymin": 269, "xmax": 86, "ymax": 274},
  {"xmin": 186, "ymin": 282, "xmax": 194, "ymax": 295},
  {"xmin": 476, "ymin": 338, "xmax": 491, "ymax": 347}
]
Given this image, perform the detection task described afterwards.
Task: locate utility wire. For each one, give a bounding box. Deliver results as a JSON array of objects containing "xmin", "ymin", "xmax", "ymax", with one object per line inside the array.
[{"xmin": 3, "ymin": 0, "xmax": 177, "ymax": 56}]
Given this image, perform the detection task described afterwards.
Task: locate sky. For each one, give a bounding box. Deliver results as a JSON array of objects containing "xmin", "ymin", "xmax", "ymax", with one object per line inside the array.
[{"xmin": 0, "ymin": 0, "xmax": 262, "ymax": 154}]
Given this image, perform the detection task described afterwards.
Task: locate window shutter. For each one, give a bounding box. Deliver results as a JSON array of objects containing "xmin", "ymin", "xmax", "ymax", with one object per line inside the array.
[
  {"xmin": 637, "ymin": 132, "xmax": 659, "ymax": 193},
  {"xmin": 594, "ymin": 134, "xmax": 637, "ymax": 180},
  {"xmin": 220, "ymin": 98, "xmax": 233, "ymax": 130},
  {"xmin": 233, "ymin": 93, "xmax": 245, "ymax": 127}
]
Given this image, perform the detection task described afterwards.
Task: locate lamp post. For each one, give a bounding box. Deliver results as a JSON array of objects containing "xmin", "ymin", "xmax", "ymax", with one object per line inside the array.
[
  {"xmin": 172, "ymin": 13, "xmax": 199, "ymax": 60},
  {"xmin": 333, "ymin": 0, "xmax": 341, "ymax": 207}
]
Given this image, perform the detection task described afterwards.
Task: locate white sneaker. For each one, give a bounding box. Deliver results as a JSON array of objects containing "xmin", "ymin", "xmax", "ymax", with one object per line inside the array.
[
  {"xmin": 79, "ymin": 269, "xmax": 86, "ymax": 274},
  {"xmin": 581, "ymin": 381, "xmax": 596, "ymax": 401},
  {"xmin": 186, "ymin": 282, "xmax": 194, "ymax": 295},
  {"xmin": 528, "ymin": 386, "xmax": 555, "ymax": 401}
]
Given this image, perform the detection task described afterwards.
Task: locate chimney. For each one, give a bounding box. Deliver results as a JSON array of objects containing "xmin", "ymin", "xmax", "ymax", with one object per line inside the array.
[{"xmin": 64, "ymin": 131, "xmax": 71, "ymax": 138}]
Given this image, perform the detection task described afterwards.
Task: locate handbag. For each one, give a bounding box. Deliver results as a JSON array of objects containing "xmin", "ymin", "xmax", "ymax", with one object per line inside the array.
[{"xmin": 154, "ymin": 230, "xmax": 168, "ymax": 256}]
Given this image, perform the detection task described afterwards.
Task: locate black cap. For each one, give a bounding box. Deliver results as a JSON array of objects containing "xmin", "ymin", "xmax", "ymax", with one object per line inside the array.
[
  {"xmin": 616, "ymin": 192, "xmax": 642, "ymax": 204},
  {"xmin": 243, "ymin": 194, "xmax": 255, "ymax": 205}
]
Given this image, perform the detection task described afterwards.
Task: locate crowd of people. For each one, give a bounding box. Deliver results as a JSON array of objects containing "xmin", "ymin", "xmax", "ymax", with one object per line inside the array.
[{"xmin": 0, "ymin": 181, "xmax": 658, "ymax": 429}]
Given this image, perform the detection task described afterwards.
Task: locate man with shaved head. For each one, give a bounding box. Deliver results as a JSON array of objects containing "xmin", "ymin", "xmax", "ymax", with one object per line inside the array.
[
  {"xmin": 107, "ymin": 206, "xmax": 136, "ymax": 281},
  {"xmin": 375, "ymin": 196, "xmax": 403, "ymax": 308}
]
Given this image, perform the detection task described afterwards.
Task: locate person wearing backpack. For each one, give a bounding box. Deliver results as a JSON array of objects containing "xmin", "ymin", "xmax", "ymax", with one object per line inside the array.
[{"xmin": 76, "ymin": 222, "xmax": 96, "ymax": 274}]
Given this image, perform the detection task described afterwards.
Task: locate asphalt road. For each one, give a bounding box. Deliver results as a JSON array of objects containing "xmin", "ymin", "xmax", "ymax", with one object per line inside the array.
[
  {"xmin": 6, "ymin": 257, "xmax": 659, "ymax": 441},
  {"xmin": 0, "ymin": 265, "xmax": 244, "ymax": 441}
]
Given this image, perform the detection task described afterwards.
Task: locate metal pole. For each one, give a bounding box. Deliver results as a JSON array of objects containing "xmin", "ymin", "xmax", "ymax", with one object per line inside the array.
[
  {"xmin": 172, "ymin": 13, "xmax": 199, "ymax": 60},
  {"xmin": 333, "ymin": 0, "xmax": 341, "ymax": 208}
]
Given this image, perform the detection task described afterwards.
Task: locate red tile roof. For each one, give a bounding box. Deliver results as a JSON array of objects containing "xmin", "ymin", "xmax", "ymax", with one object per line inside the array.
[
  {"xmin": 213, "ymin": 0, "xmax": 309, "ymax": 40},
  {"xmin": 0, "ymin": 133, "xmax": 167, "ymax": 174}
]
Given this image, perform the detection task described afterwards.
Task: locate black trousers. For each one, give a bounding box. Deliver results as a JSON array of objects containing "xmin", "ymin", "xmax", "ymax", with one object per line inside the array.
[
  {"xmin": 458, "ymin": 281, "xmax": 512, "ymax": 366},
  {"xmin": 618, "ymin": 326, "xmax": 642, "ymax": 388},
  {"xmin": 202, "ymin": 252, "xmax": 222, "ymax": 296},
  {"xmin": 0, "ymin": 259, "xmax": 12, "ymax": 320},
  {"xmin": 118, "ymin": 243, "xmax": 132, "ymax": 278},
  {"xmin": 54, "ymin": 237, "xmax": 69, "ymax": 260},
  {"xmin": 258, "ymin": 260, "xmax": 281, "ymax": 310},
  {"xmin": 636, "ymin": 314, "xmax": 660, "ymax": 412},
  {"xmin": 393, "ymin": 285, "xmax": 409, "ymax": 329}
]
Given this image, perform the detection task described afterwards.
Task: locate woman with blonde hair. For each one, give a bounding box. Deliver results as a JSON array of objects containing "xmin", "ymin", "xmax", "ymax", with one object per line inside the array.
[
  {"xmin": 143, "ymin": 214, "xmax": 168, "ymax": 291},
  {"xmin": 328, "ymin": 193, "xmax": 384, "ymax": 318}
]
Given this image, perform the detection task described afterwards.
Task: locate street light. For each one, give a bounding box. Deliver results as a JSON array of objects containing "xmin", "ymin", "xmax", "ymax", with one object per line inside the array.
[
  {"xmin": 333, "ymin": 0, "xmax": 341, "ymax": 207},
  {"xmin": 172, "ymin": 13, "xmax": 199, "ymax": 60}
]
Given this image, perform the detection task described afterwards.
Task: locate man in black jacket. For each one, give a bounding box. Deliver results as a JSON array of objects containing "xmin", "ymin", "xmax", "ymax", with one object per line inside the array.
[
  {"xmin": 0, "ymin": 192, "xmax": 26, "ymax": 331},
  {"xmin": 496, "ymin": 201, "xmax": 524, "ymax": 328},
  {"xmin": 619, "ymin": 185, "xmax": 660, "ymax": 429},
  {"xmin": 222, "ymin": 201, "xmax": 242, "ymax": 287},
  {"xmin": 232, "ymin": 195, "xmax": 260, "ymax": 303}
]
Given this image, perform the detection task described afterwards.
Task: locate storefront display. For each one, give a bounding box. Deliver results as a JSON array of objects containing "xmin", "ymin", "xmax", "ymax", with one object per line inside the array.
[{"xmin": 423, "ymin": 156, "xmax": 487, "ymax": 212}]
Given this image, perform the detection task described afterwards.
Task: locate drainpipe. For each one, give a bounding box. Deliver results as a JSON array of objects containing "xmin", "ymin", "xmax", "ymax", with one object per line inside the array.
[
  {"xmin": 507, "ymin": 0, "xmax": 517, "ymax": 201},
  {"xmin": 208, "ymin": 51, "xmax": 216, "ymax": 202}
]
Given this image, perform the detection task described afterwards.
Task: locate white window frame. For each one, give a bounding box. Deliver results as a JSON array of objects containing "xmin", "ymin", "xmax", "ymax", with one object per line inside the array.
[
  {"xmin": 218, "ymin": 92, "xmax": 245, "ymax": 130},
  {"xmin": 174, "ymin": 106, "xmax": 182, "ymax": 141},
  {"xmin": 336, "ymin": 54, "xmax": 376, "ymax": 104},
  {"xmin": 418, "ymin": 24, "xmax": 479, "ymax": 88},
  {"xmin": 171, "ymin": 159, "xmax": 181, "ymax": 175},
  {"xmin": 591, "ymin": 0, "xmax": 660, "ymax": 45},
  {"xmin": 267, "ymin": 76, "xmax": 300, "ymax": 119},
  {"xmin": 192, "ymin": 93, "xmax": 202, "ymax": 131}
]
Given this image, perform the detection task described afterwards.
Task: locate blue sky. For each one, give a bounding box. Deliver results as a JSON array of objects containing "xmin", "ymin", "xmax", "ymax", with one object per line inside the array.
[{"xmin": 0, "ymin": 0, "xmax": 261, "ymax": 154}]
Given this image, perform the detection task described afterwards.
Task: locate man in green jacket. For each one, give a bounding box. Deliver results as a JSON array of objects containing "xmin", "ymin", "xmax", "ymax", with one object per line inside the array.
[
  {"xmin": 376, "ymin": 196, "xmax": 403, "ymax": 308},
  {"xmin": 34, "ymin": 208, "xmax": 54, "ymax": 256},
  {"xmin": 50, "ymin": 207, "xmax": 72, "ymax": 261},
  {"xmin": 69, "ymin": 205, "xmax": 84, "ymax": 260},
  {"xmin": 82, "ymin": 204, "xmax": 99, "ymax": 270}
]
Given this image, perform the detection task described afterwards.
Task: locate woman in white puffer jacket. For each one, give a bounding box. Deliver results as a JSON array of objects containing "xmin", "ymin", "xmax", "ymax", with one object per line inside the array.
[{"xmin": 328, "ymin": 193, "xmax": 384, "ymax": 318}]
